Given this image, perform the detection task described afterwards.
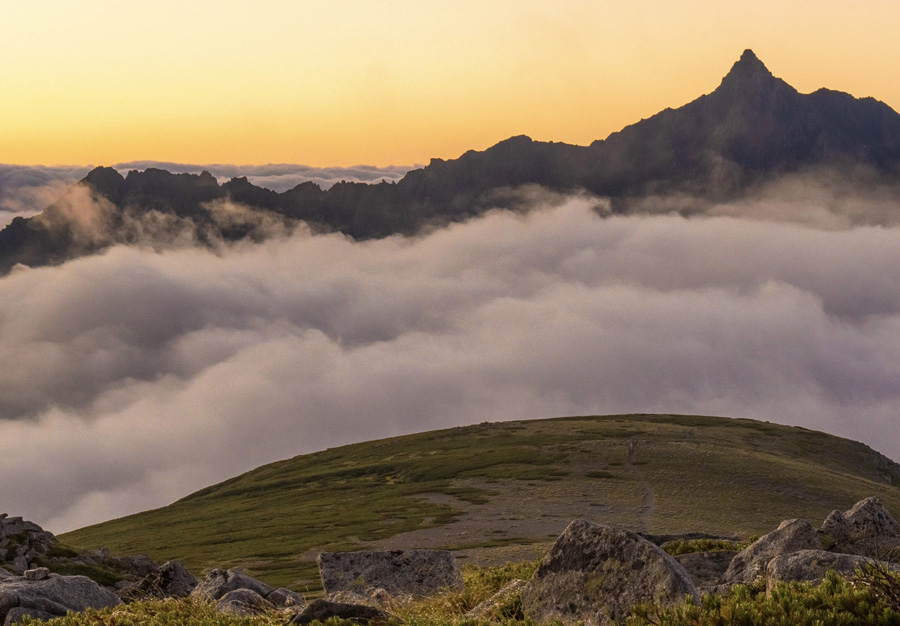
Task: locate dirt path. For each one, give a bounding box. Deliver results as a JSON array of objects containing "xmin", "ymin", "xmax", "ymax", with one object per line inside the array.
[{"xmin": 627, "ymin": 440, "xmax": 655, "ymax": 532}]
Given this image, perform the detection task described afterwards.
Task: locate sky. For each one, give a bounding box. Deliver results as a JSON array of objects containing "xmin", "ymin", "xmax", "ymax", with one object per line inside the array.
[{"xmin": 3, "ymin": 1, "xmax": 900, "ymax": 166}]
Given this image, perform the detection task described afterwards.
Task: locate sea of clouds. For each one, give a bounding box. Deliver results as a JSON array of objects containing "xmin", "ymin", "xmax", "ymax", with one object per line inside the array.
[{"xmin": 0, "ymin": 171, "xmax": 899, "ymax": 534}]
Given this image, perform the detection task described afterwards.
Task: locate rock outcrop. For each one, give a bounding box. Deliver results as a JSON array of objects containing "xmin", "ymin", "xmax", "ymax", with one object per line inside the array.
[
  {"xmin": 289, "ymin": 598, "xmax": 394, "ymax": 626},
  {"xmin": 465, "ymin": 579, "xmax": 526, "ymax": 621},
  {"xmin": 118, "ymin": 560, "xmax": 197, "ymax": 602},
  {"xmin": 674, "ymin": 551, "xmax": 739, "ymax": 592},
  {"xmin": 723, "ymin": 518, "xmax": 821, "ymax": 584},
  {"xmin": 215, "ymin": 588, "xmax": 274, "ymax": 617},
  {"xmin": 821, "ymin": 497, "xmax": 900, "ymax": 557},
  {"xmin": 520, "ymin": 519, "xmax": 699, "ymax": 626},
  {"xmin": 317, "ymin": 549, "xmax": 463, "ymax": 598},
  {"xmin": 764, "ymin": 549, "xmax": 883, "ymax": 592},
  {"xmin": 190, "ymin": 568, "xmax": 274, "ymax": 602},
  {"xmin": 0, "ymin": 515, "xmax": 56, "ymax": 574},
  {"xmin": 0, "ymin": 574, "xmax": 120, "ymax": 625}
]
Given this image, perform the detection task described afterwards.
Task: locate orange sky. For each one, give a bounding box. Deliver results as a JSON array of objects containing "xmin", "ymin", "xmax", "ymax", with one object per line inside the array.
[{"xmin": 3, "ymin": 1, "xmax": 899, "ymax": 167}]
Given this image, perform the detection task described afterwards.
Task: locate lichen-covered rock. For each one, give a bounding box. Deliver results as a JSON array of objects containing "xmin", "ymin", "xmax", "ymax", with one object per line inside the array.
[
  {"xmin": 23, "ymin": 569, "xmax": 49, "ymax": 581},
  {"xmin": 118, "ymin": 560, "xmax": 197, "ymax": 602},
  {"xmin": 317, "ymin": 549, "xmax": 462, "ymax": 597},
  {"xmin": 289, "ymin": 598, "xmax": 394, "ymax": 625},
  {"xmin": 723, "ymin": 518, "xmax": 821, "ymax": 584},
  {"xmin": 821, "ymin": 497, "xmax": 900, "ymax": 557},
  {"xmin": 0, "ymin": 574, "xmax": 120, "ymax": 625},
  {"xmin": 215, "ymin": 588, "xmax": 273, "ymax": 617},
  {"xmin": 520, "ymin": 519, "xmax": 699, "ymax": 626},
  {"xmin": 674, "ymin": 551, "xmax": 738, "ymax": 592},
  {"xmin": 3, "ymin": 607, "xmax": 55, "ymax": 626},
  {"xmin": 765, "ymin": 549, "xmax": 879, "ymax": 592},
  {"xmin": 266, "ymin": 587, "xmax": 305, "ymax": 608},
  {"xmin": 465, "ymin": 579, "xmax": 526, "ymax": 621},
  {"xmin": 190, "ymin": 568, "xmax": 273, "ymax": 602}
]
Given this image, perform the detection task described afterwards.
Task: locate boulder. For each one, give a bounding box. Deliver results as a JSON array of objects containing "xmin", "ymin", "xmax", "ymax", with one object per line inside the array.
[
  {"xmin": 0, "ymin": 571, "xmax": 13, "ymax": 580},
  {"xmin": 317, "ymin": 549, "xmax": 462, "ymax": 597},
  {"xmin": 23, "ymin": 569, "xmax": 49, "ymax": 582},
  {"xmin": 674, "ymin": 551, "xmax": 739, "ymax": 592},
  {"xmin": 190, "ymin": 568, "xmax": 273, "ymax": 602},
  {"xmin": 3, "ymin": 607, "xmax": 55, "ymax": 626},
  {"xmin": 289, "ymin": 598, "xmax": 394, "ymax": 625},
  {"xmin": 0, "ymin": 574, "xmax": 120, "ymax": 625},
  {"xmin": 215, "ymin": 588, "xmax": 273, "ymax": 617},
  {"xmin": 465, "ymin": 579, "xmax": 526, "ymax": 621},
  {"xmin": 265, "ymin": 587, "xmax": 305, "ymax": 608},
  {"xmin": 765, "ymin": 549, "xmax": 879, "ymax": 592},
  {"xmin": 118, "ymin": 560, "xmax": 197, "ymax": 602},
  {"xmin": 821, "ymin": 497, "xmax": 900, "ymax": 557},
  {"xmin": 520, "ymin": 519, "xmax": 699, "ymax": 626},
  {"xmin": 723, "ymin": 518, "xmax": 821, "ymax": 584}
]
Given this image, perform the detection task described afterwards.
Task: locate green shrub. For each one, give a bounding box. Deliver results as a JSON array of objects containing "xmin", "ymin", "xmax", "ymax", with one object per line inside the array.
[{"xmin": 627, "ymin": 571, "xmax": 900, "ymax": 626}]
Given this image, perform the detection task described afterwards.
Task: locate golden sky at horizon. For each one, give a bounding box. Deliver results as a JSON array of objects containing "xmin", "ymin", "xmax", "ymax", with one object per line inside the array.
[{"xmin": 3, "ymin": 1, "xmax": 899, "ymax": 167}]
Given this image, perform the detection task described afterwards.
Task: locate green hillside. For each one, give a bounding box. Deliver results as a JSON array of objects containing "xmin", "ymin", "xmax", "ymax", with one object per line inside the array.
[{"xmin": 59, "ymin": 414, "xmax": 900, "ymax": 592}]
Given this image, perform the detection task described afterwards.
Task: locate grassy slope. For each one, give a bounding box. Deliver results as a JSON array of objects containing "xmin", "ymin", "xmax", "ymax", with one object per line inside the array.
[{"xmin": 59, "ymin": 414, "xmax": 900, "ymax": 592}]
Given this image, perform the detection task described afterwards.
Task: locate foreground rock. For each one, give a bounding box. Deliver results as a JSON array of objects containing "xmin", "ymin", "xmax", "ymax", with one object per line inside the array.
[
  {"xmin": 118, "ymin": 560, "xmax": 197, "ymax": 602},
  {"xmin": 317, "ymin": 549, "xmax": 462, "ymax": 598},
  {"xmin": 289, "ymin": 598, "xmax": 394, "ymax": 625},
  {"xmin": 0, "ymin": 574, "xmax": 120, "ymax": 625},
  {"xmin": 465, "ymin": 579, "xmax": 526, "ymax": 621},
  {"xmin": 190, "ymin": 568, "xmax": 274, "ymax": 602},
  {"xmin": 521, "ymin": 520, "xmax": 699, "ymax": 626},
  {"xmin": 674, "ymin": 551, "xmax": 739, "ymax": 592},
  {"xmin": 723, "ymin": 518, "xmax": 821, "ymax": 585},
  {"xmin": 821, "ymin": 497, "xmax": 900, "ymax": 557},
  {"xmin": 764, "ymin": 549, "xmax": 883, "ymax": 592},
  {"xmin": 215, "ymin": 588, "xmax": 274, "ymax": 617},
  {"xmin": 0, "ymin": 515, "xmax": 57, "ymax": 574}
]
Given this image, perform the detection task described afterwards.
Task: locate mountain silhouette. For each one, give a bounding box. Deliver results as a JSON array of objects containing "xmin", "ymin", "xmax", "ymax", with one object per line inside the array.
[{"xmin": 2, "ymin": 50, "xmax": 900, "ymax": 273}]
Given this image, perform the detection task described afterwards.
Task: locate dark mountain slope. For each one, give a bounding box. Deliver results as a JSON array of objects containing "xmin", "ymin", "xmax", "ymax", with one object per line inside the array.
[{"xmin": 2, "ymin": 50, "xmax": 900, "ymax": 273}]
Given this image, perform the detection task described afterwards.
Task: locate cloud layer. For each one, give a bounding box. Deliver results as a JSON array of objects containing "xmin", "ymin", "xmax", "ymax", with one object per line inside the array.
[{"xmin": 1, "ymin": 193, "xmax": 899, "ymax": 533}]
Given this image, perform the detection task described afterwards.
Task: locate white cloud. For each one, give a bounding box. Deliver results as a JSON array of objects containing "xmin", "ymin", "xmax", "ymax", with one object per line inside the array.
[{"xmin": 0, "ymin": 194, "xmax": 898, "ymax": 533}]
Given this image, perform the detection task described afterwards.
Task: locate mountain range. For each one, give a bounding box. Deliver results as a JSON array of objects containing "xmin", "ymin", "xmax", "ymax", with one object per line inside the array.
[{"xmin": 2, "ymin": 49, "xmax": 900, "ymax": 274}]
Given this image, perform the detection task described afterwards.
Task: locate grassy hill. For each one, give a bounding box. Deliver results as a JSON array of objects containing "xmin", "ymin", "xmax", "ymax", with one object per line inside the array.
[{"xmin": 59, "ymin": 414, "xmax": 900, "ymax": 592}]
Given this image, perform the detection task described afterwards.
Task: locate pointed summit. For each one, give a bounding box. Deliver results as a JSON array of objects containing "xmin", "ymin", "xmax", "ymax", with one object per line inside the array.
[
  {"xmin": 719, "ymin": 49, "xmax": 777, "ymax": 88},
  {"xmin": 710, "ymin": 48, "xmax": 798, "ymax": 109}
]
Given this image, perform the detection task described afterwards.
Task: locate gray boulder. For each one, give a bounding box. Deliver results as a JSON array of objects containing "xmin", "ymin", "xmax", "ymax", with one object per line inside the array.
[
  {"xmin": 0, "ymin": 571, "xmax": 13, "ymax": 580},
  {"xmin": 674, "ymin": 551, "xmax": 739, "ymax": 592},
  {"xmin": 821, "ymin": 497, "xmax": 900, "ymax": 557},
  {"xmin": 190, "ymin": 568, "xmax": 273, "ymax": 602},
  {"xmin": 118, "ymin": 560, "xmax": 197, "ymax": 602},
  {"xmin": 765, "ymin": 549, "xmax": 880, "ymax": 592},
  {"xmin": 3, "ymin": 607, "xmax": 55, "ymax": 626},
  {"xmin": 289, "ymin": 598, "xmax": 394, "ymax": 625},
  {"xmin": 520, "ymin": 519, "xmax": 699, "ymax": 626},
  {"xmin": 723, "ymin": 518, "xmax": 821, "ymax": 584},
  {"xmin": 317, "ymin": 549, "xmax": 462, "ymax": 598},
  {"xmin": 23, "ymin": 569, "xmax": 49, "ymax": 582},
  {"xmin": 465, "ymin": 579, "xmax": 526, "ymax": 621},
  {"xmin": 266, "ymin": 587, "xmax": 305, "ymax": 609},
  {"xmin": 0, "ymin": 574, "xmax": 120, "ymax": 625},
  {"xmin": 215, "ymin": 588, "xmax": 274, "ymax": 617}
]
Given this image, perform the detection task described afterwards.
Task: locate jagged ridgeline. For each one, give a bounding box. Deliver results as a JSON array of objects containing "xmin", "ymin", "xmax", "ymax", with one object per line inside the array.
[
  {"xmin": 59, "ymin": 414, "xmax": 900, "ymax": 591},
  {"xmin": 4, "ymin": 50, "xmax": 900, "ymax": 274}
]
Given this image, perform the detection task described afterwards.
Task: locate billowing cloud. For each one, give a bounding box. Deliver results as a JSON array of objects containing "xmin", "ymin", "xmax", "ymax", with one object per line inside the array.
[
  {"xmin": 0, "ymin": 191, "xmax": 899, "ymax": 534},
  {"xmin": 0, "ymin": 165, "xmax": 92, "ymax": 225}
]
